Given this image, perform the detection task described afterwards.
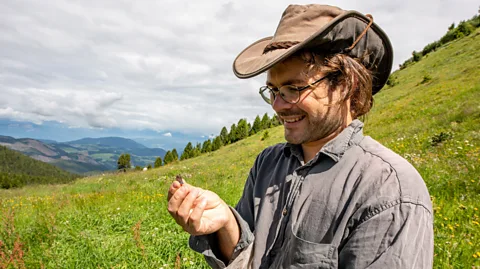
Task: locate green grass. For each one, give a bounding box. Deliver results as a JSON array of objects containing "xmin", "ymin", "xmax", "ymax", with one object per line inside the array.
[{"xmin": 1, "ymin": 30, "xmax": 479, "ymax": 268}]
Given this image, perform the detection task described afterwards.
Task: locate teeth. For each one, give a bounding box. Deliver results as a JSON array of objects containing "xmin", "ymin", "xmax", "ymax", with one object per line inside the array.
[{"xmin": 283, "ymin": 116, "xmax": 303, "ymax": 123}]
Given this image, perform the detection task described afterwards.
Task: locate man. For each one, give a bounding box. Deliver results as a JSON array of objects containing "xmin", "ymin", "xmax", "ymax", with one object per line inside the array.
[{"xmin": 168, "ymin": 4, "xmax": 433, "ymax": 269}]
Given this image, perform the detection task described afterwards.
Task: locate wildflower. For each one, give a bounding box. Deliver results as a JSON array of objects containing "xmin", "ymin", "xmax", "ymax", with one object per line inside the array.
[
  {"xmin": 475, "ymin": 208, "xmax": 478, "ymax": 211},
  {"xmin": 444, "ymin": 217, "xmax": 448, "ymax": 221},
  {"xmin": 474, "ymin": 254, "xmax": 478, "ymax": 258}
]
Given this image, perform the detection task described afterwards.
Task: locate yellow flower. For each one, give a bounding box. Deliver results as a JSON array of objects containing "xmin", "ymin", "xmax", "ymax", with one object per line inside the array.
[
  {"xmin": 475, "ymin": 208, "xmax": 478, "ymax": 211},
  {"xmin": 474, "ymin": 254, "xmax": 478, "ymax": 258},
  {"xmin": 444, "ymin": 217, "xmax": 448, "ymax": 221}
]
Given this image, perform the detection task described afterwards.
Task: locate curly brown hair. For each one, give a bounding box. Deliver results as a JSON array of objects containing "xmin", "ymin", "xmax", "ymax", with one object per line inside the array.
[{"xmin": 297, "ymin": 51, "xmax": 374, "ymax": 119}]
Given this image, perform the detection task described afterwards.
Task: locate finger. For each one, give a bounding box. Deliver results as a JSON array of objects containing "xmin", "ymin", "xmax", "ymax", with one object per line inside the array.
[
  {"xmin": 168, "ymin": 181, "xmax": 194, "ymax": 201},
  {"xmin": 167, "ymin": 186, "xmax": 190, "ymax": 215},
  {"xmin": 177, "ymin": 188, "xmax": 199, "ymax": 224},
  {"xmin": 189, "ymin": 198, "xmax": 207, "ymax": 235},
  {"xmin": 167, "ymin": 181, "xmax": 182, "ymax": 201}
]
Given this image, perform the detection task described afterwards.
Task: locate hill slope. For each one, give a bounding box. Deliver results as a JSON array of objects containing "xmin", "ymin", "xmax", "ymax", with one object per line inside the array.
[
  {"xmin": 0, "ymin": 29, "xmax": 479, "ymax": 268},
  {"xmin": 0, "ymin": 146, "xmax": 80, "ymax": 188},
  {"xmin": 67, "ymin": 137, "xmax": 148, "ymax": 149},
  {"xmin": 0, "ymin": 136, "xmax": 167, "ymax": 174}
]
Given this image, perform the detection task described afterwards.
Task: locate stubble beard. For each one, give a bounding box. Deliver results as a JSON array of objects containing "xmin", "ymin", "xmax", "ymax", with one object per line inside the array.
[{"xmin": 283, "ymin": 106, "xmax": 346, "ymax": 145}]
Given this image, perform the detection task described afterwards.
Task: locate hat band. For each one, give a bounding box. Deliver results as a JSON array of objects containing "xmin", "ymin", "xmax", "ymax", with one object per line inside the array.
[
  {"xmin": 262, "ymin": 14, "xmax": 374, "ymax": 55},
  {"xmin": 263, "ymin": 41, "xmax": 300, "ymax": 54}
]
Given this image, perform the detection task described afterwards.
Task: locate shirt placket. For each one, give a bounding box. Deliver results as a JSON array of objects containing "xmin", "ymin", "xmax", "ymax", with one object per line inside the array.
[{"xmin": 264, "ymin": 167, "xmax": 308, "ymax": 268}]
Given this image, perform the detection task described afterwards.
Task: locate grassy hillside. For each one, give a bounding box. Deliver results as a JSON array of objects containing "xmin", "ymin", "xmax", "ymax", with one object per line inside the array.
[
  {"xmin": 0, "ymin": 146, "xmax": 80, "ymax": 189},
  {"xmin": 0, "ymin": 29, "xmax": 479, "ymax": 268}
]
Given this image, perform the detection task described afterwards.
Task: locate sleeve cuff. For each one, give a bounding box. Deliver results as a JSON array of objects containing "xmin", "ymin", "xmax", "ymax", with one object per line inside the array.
[{"xmin": 189, "ymin": 206, "xmax": 254, "ymax": 268}]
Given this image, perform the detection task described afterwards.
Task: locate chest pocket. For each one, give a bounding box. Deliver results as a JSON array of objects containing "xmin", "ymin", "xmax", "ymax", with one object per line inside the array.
[{"xmin": 270, "ymin": 225, "xmax": 338, "ymax": 269}]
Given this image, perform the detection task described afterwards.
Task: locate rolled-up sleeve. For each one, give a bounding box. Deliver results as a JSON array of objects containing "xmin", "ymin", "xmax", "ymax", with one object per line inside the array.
[
  {"xmin": 339, "ymin": 201, "xmax": 434, "ymax": 269},
  {"xmin": 189, "ymin": 206, "xmax": 254, "ymax": 268},
  {"xmin": 189, "ymin": 160, "xmax": 258, "ymax": 268}
]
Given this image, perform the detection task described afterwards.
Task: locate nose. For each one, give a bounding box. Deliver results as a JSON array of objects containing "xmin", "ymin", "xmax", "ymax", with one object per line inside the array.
[{"xmin": 272, "ymin": 94, "xmax": 294, "ymax": 112}]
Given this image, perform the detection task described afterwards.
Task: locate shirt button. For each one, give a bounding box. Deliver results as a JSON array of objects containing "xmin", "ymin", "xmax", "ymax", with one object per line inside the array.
[{"xmin": 282, "ymin": 209, "xmax": 288, "ymax": 216}]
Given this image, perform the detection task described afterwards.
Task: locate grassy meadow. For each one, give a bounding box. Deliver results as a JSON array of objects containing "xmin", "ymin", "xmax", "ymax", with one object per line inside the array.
[{"xmin": 1, "ymin": 30, "xmax": 480, "ymax": 268}]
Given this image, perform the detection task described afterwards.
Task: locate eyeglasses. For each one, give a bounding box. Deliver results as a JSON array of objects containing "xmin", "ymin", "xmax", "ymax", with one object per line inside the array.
[{"xmin": 259, "ymin": 74, "xmax": 329, "ymax": 105}]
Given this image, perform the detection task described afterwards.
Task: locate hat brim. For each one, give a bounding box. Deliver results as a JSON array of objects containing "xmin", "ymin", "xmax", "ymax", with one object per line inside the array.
[{"xmin": 233, "ymin": 11, "xmax": 393, "ymax": 95}]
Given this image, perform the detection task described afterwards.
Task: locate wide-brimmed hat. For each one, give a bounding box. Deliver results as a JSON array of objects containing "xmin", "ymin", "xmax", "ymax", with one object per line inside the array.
[{"xmin": 233, "ymin": 4, "xmax": 393, "ymax": 95}]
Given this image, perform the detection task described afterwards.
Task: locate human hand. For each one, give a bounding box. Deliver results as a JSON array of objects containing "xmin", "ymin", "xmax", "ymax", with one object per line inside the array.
[{"xmin": 167, "ymin": 179, "xmax": 235, "ymax": 236}]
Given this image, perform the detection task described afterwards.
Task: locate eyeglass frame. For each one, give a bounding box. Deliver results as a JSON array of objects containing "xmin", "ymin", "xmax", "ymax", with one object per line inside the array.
[{"xmin": 258, "ymin": 74, "xmax": 330, "ymax": 105}]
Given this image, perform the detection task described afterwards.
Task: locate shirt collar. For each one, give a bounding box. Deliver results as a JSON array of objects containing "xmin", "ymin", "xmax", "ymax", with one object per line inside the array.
[{"xmin": 283, "ymin": 119, "xmax": 364, "ymax": 163}]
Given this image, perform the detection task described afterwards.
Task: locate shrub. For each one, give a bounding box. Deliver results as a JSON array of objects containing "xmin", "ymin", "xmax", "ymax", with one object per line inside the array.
[
  {"xmin": 429, "ymin": 131, "xmax": 452, "ymax": 146},
  {"xmin": 386, "ymin": 75, "xmax": 399, "ymax": 87},
  {"xmin": 420, "ymin": 74, "xmax": 432, "ymax": 84},
  {"xmin": 261, "ymin": 130, "xmax": 270, "ymax": 141}
]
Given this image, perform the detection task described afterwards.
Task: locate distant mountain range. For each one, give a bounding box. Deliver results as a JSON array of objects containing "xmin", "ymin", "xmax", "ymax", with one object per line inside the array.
[{"xmin": 0, "ymin": 136, "xmax": 166, "ymax": 174}]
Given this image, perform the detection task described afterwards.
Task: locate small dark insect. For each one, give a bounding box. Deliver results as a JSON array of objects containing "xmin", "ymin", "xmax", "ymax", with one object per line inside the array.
[{"xmin": 176, "ymin": 175, "xmax": 184, "ymax": 185}]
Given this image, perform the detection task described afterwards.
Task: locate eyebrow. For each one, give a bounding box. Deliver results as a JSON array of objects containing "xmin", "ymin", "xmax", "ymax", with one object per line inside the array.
[{"xmin": 266, "ymin": 78, "xmax": 306, "ymax": 87}]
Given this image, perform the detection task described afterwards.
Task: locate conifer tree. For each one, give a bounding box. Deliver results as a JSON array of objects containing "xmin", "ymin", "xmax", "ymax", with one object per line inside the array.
[
  {"xmin": 271, "ymin": 114, "xmax": 281, "ymax": 126},
  {"xmin": 117, "ymin": 153, "xmax": 131, "ymax": 171},
  {"xmin": 192, "ymin": 144, "xmax": 201, "ymax": 158},
  {"xmin": 229, "ymin": 123, "xmax": 237, "ymax": 143},
  {"xmin": 220, "ymin": 126, "xmax": 229, "ymax": 145},
  {"xmin": 252, "ymin": 115, "xmax": 262, "ymax": 133},
  {"xmin": 212, "ymin": 136, "xmax": 222, "ymax": 151},
  {"xmin": 181, "ymin": 142, "xmax": 193, "ymax": 160},
  {"xmin": 201, "ymin": 139, "xmax": 212, "ymax": 153},
  {"xmin": 164, "ymin": 151, "xmax": 173, "ymax": 165},
  {"xmin": 172, "ymin": 149, "xmax": 179, "ymax": 161},
  {"xmin": 154, "ymin": 157, "xmax": 162, "ymax": 168},
  {"xmin": 236, "ymin": 119, "xmax": 249, "ymax": 140},
  {"xmin": 261, "ymin": 113, "xmax": 271, "ymax": 129}
]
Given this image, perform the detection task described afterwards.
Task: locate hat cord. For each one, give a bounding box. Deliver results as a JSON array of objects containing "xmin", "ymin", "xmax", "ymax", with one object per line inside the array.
[
  {"xmin": 263, "ymin": 41, "xmax": 301, "ymax": 54},
  {"xmin": 345, "ymin": 14, "xmax": 374, "ymax": 52}
]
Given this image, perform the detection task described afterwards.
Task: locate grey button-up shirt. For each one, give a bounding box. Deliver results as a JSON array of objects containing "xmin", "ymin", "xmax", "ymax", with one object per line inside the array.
[{"xmin": 190, "ymin": 120, "xmax": 433, "ymax": 268}]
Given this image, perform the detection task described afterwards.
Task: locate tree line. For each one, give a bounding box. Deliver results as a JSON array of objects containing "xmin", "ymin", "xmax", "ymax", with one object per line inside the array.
[
  {"xmin": 399, "ymin": 10, "xmax": 480, "ymax": 70},
  {"xmin": 0, "ymin": 146, "xmax": 80, "ymax": 189},
  {"xmin": 117, "ymin": 112, "xmax": 281, "ymax": 170}
]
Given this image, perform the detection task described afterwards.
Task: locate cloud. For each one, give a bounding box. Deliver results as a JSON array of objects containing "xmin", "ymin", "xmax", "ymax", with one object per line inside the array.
[
  {"xmin": 163, "ymin": 132, "xmax": 172, "ymax": 137},
  {"xmin": 0, "ymin": 0, "xmax": 478, "ymax": 135}
]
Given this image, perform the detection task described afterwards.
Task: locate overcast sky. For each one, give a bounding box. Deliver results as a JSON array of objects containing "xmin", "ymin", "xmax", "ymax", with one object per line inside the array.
[{"xmin": 1, "ymin": 0, "xmax": 478, "ymax": 140}]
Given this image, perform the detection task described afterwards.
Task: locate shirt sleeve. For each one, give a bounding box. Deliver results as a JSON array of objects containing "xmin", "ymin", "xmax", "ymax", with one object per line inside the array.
[
  {"xmin": 338, "ymin": 201, "xmax": 434, "ymax": 269},
  {"xmin": 188, "ymin": 156, "xmax": 259, "ymax": 268}
]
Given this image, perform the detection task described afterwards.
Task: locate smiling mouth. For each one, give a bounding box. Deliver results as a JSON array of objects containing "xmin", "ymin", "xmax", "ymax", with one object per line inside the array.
[{"xmin": 282, "ymin": 115, "xmax": 306, "ymax": 123}]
